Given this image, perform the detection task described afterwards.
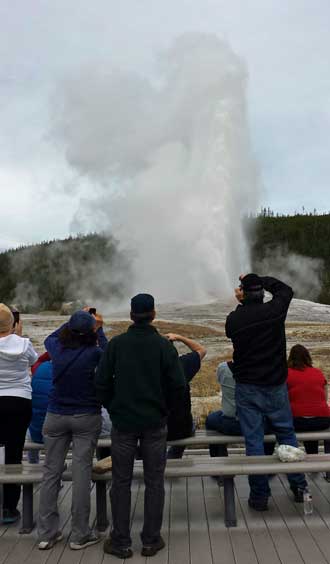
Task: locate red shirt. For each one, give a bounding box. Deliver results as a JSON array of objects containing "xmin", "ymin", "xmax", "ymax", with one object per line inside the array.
[{"xmin": 287, "ymin": 366, "xmax": 330, "ymax": 417}]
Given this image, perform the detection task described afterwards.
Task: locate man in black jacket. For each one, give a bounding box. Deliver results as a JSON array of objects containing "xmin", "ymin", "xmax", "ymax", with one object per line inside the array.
[
  {"xmin": 226, "ymin": 274, "xmax": 307, "ymax": 511},
  {"xmin": 96, "ymin": 294, "xmax": 185, "ymax": 559}
]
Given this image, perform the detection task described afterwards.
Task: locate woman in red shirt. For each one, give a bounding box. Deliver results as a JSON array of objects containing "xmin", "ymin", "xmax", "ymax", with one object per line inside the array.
[{"xmin": 287, "ymin": 344, "xmax": 330, "ymax": 454}]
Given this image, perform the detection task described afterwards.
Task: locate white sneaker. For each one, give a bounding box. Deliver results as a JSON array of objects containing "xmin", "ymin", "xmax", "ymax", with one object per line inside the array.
[
  {"xmin": 38, "ymin": 532, "xmax": 63, "ymax": 550},
  {"xmin": 69, "ymin": 532, "xmax": 101, "ymax": 550}
]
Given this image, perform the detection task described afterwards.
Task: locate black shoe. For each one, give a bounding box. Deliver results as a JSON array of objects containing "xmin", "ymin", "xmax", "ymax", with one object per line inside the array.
[
  {"xmin": 103, "ymin": 538, "xmax": 133, "ymax": 559},
  {"xmin": 290, "ymin": 486, "xmax": 305, "ymax": 503},
  {"xmin": 141, "ymin": 537, "xmax": 165, "ymax": 557},
  {"xmin": 248, "ymin": 498, "xmax": 268, "ymax": 511}
]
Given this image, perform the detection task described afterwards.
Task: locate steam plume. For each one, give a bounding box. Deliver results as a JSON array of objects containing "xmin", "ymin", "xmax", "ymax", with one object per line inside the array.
[{"xmin": 52, "ymin": 33, "xmax": 259, "ymax": 302}]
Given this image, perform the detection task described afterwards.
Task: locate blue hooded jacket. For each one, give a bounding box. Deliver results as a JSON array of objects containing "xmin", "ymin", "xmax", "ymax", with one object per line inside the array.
[
  {"xmin": 45, "ymin": 324, "xmax": 108, "ymax": 415},
  {"xmin": 29, "ymin": 361, "xmax": 53, "ymax": 443}
]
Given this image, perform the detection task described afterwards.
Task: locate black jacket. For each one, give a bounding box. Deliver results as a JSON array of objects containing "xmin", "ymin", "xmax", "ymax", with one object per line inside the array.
[
  {"xmin": 225, "ymin": 277, "xmax": 293, "ymax": 386},
  {"xmin": 95, "ymin": 323, "xmax": 186, "ymax": 432},
  {"xmin": 167, "ymin": 351, "xmax": 201, "ymax": 441}
]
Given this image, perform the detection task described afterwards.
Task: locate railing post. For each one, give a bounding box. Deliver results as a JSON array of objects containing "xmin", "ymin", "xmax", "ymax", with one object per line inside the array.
[
  {"xmin": 20, "ymin": 484, "xmax": 34, "ymax": 534},
  {"xmin": 223, "ymin": 476, "xmax": 237, "ymax": 527},
  {"xmin": 95, "ymin": 480, "xmax": 109, "ymax": 531},
  {"xmin": 0, "ymin": 445, "xmax": 4, "ymax": 524}
]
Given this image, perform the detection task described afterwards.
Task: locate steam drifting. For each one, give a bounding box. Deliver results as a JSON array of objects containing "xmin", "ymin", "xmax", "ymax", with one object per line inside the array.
[{"xmin": 52, "ymin": 33, "xmax": 259, "ymax": 303}]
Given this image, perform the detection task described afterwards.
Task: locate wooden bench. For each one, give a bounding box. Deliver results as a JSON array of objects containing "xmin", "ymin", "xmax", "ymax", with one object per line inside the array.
[
  {"xmin": 24, "ymin": 428, "xmax": 330, "ymax": 450},
  {"xmin": 3, "ymin": 453, "xmax": 330, "ymax": 533}
]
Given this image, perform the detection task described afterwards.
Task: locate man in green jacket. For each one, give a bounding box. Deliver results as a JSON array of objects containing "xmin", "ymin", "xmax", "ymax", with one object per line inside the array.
[{"xmin": 95, "ymin": 294, "xmax": 185, "ymax": 559}]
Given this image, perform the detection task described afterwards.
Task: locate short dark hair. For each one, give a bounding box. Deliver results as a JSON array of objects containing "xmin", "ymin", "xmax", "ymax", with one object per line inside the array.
[
  {"xmin": 58, "ymin": 325, "xmax": 98, "ymax": 349},
  {"xmin": 288, "ymin": 344, "xmax": 313, "ymax": 370},
  {"xmin": 243, "ymin": 289, "xmax": 264, "ymax": 304},
  {"xmin": 130, "ymin": 311, "xmax": 155, "ymax": 324}
]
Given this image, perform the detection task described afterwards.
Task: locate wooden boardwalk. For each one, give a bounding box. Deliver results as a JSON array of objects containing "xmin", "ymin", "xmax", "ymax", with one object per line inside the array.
[{"xmin": 2, "ymin": 473, "xmax": 330, "ymax": 564}]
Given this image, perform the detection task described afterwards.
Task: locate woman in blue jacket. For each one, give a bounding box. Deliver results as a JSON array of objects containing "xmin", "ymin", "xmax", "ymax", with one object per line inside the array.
[{"xmin": 38, "ymin": 310, "xmax": 107, "ymax": 551}]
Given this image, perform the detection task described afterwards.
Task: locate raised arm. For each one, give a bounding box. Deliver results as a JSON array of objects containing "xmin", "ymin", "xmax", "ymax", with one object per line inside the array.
[
  {"xmin": 44, "ymin": 323, "xmax": 67, "ymax": 356},
  {"xmin": 165, "ymin": 333, "xmax": 207, "ymax": 360},
  {"xmin": 260, "ymin": 276, "xmax": 294, "ymax": 315}
]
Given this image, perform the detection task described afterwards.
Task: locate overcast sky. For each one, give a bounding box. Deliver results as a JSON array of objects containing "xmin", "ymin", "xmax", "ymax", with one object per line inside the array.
[{"xmin": 0, "ymin": 0, "xmax": 329, "ymax": 249}]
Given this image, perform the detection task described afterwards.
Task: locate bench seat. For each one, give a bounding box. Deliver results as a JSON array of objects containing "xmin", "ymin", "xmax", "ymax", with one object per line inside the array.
[
  {"xmin": 3, "ymin": 453, "xmax": 330, "ymax": 533},
  {"xmin": 24, "ymin": 428, "xmax": 330, "ymax": 451}
]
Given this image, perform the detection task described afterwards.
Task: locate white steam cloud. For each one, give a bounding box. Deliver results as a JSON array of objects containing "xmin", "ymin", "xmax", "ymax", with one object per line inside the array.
[
  {"xmin": 254, "ymin": 246, "xmax": 324, "ymax": 301},
  {"xmin": 52, "ymin": 33, "xmax": 260, "ymax": 303}
]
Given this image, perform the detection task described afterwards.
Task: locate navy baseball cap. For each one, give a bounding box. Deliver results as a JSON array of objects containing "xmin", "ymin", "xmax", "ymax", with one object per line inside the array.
[
  {"xmin": 131, "ymin": 294, "xmax": 155, "ymax": 314},
  {"xmin": 68, "ymin": 310, "xmax": 96, "ymax": 334}
]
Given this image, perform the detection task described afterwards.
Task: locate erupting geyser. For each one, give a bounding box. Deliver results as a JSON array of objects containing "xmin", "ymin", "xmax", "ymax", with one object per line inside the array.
[{"xmin": 53, "ymin": 33, "xmax": 259, "ymax": 303}]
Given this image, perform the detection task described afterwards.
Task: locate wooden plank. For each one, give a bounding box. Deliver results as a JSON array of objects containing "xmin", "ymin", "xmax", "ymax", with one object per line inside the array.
[
  {"xmin": 270, "ymin": 475, "xmax": 327, "ymax": 564},
  {"xmin": 168, "ymin": 478, "xmax": 190, "ymax": 564},
  {"xmin": 280, "ymin": 474, "xmax": 330, "ymax": 563},
  {"xmin": 223, "ymin": 487, "xmax": 259, "ymax": 564},
  {"xmin": 202, "ymin": 477, "xmax": 236, "ymax": 564},
  {"xmin": 187, "ymin": 477, "xmax": 213, "ymax": 564},
  {"xmin": 150, "ymin": 479, "xmax": 170, "ymax": 564},
  {"xmin": 234, "ymin": 475, "xmax": 281, "ymax": 564},
  {"xmin": 259, "ymin": 477, "xmax": 305, "ymax": 564},
  {"xmin": 127, "ymin": 480, "xmax": 146, "ymax": 564}
]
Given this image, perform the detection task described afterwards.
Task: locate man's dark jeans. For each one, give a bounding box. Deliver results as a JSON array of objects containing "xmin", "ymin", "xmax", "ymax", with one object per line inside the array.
[
  {"xmin": 205, "ymin": 411, "xmax": 275, "ymax": 457},
  {"xmin": 110, "ymin": 425, "xmax": 167, "ymax": 549},
  {"xmin": 236, "ymin": 383, "xmax": 307, "ymax": 502}
]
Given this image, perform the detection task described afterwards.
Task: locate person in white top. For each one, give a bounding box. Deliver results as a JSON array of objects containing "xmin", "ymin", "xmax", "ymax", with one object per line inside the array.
[{"xmin": 0, "ymin": 303, "xmax": 38, "ymax": 524}]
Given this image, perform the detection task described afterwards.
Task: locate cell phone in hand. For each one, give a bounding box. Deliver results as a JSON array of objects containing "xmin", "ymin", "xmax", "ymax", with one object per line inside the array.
[
  {"xmin": 12, "ymin": 311, "xmax": 20, "ymax": 326},
  {"xmin": 89, "ymin": 308, "xmax": 96, "ymax": 315}
]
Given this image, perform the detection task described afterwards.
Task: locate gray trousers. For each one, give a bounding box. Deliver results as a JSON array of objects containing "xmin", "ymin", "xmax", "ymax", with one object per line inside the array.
[
  {"xmin": 38, "ymin": 412, "xmax": 101, "ymax": 543},
  {"xmin": 110, "ymin": 425, "xmax": 167, "ymax": 548}
]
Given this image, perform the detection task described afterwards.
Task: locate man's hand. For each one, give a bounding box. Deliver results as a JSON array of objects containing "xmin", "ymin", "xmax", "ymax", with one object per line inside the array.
[
  {"xmin": 94, "ymin": 313, "xmax": 103, "ymax": 331},
  {"xmin": 234, "ymin": 286, "xmax": 244, "ymax": 303},
  {"xmin": 83, "ymin": 306, "xmax": 103, "ymax": 330},
  {"xmin": 165, "ymin": 333, "xmax": 206, "ymax": 360},
  {"xmin": 165, "ymin": 333, "xmax": 181, "ymax": 342}
]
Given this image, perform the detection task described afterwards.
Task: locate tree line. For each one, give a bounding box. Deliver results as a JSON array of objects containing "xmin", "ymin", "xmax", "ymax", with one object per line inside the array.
[
  {"xmin": 0, "ymin": 233, "xmax": 132, "ymax": 311},
  {"xmin": 251, "ymin": 214, "xmax": 330, "ymax": 304},
  {"xmin": 0, "ymin": 215, "xmax": 330, "ymax": 310}
]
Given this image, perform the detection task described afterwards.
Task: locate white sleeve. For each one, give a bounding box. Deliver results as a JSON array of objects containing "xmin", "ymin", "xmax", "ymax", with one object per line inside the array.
[{"xmin": 26, "ymin": 341, "xmax": 38, "ymax": 366}]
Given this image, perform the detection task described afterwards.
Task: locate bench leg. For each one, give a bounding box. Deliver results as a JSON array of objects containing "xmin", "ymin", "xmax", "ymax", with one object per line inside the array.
[
  {"xmin": 223, "ymin": 477, "xmax": 237, "ymax": 527},
  {"xmin": 324, "ymin": 440, "xmax": 330, "ymax": 482},
  {"xmin": 19, "ymin": 484, "xmax": 35, "ymax": 534},
  {"xmin": 95, "ymin": 481, "xmax": 109, "ymax": 532}
]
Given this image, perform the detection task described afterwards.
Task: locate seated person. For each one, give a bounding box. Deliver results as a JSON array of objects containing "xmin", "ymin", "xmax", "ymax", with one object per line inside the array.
[
  {"xmin": 166, "ymin": 333, "xmax": 206, "ymax": 459},
  {"xmin": 287, "ymin": 344, "xmax": 330, "ymax": 453},
  {"xmin": 96, "ymin": 407, "xmax": 112, "ymax": 460},
  {"xmin": 206, "ymin": 361, "xmax": 274, "ymax": 457}
]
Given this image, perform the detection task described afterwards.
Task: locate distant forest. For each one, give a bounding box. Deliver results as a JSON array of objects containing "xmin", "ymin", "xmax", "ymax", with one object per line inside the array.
[
  {"xmin": 0, "ymin": 213, "xmax": 330, "ymax": 310},
  {"xmin": 0, "ymin": 233, "xmax": 132, "ymax": 311},
  {"xmin": 251, "ymin": 212, "xmax": 330, "ymax": 304}
]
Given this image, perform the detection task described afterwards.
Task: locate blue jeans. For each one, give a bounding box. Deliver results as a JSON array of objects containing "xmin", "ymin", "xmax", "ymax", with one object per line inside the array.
[
  {"xmin": 206, "ymin": 412, "xmax": 241, "ymax": 456},
  {"xmin": 205, "ymin": 411, "xmax": 275, "ymax": 457},
  {"xmin": 236, "ymin": 383, "xmax": 307, "ymax": 501}
]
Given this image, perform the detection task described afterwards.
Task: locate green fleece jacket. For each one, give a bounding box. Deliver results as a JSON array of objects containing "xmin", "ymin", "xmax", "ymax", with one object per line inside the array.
[{"xmin": 95, "ymin": 323, "xmax": 186, "ymax": 432}]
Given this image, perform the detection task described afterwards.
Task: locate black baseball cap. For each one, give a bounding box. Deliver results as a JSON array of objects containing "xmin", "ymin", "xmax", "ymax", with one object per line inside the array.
[
  {"xmin": 131, "ymin": 293, "xmax": 155, "ymax": 314},
  {"xmin": 240, "ymin": 273, "xmax": 264, "ymax": 292}
]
